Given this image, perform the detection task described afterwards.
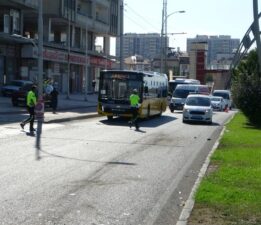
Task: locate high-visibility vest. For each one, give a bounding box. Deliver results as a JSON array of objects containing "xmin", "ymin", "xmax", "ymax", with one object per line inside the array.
[
  {"xmin": 27, "ymin": 90, "xmax": 37, "ymax": 107},
  {"xmin": 130, "ymin": 94, "xmax": 140, "ymax": 107}
]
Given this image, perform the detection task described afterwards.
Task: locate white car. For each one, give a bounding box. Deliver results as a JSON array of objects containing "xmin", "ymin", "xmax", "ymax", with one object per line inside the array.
[
  {"xmin": 210, "ymin": 96, "xmax": 226, "ymax": 111},
  {"xmin": 183, "ymin": 94, "xmax": 213, "ymax": 124},
  {"xmin": 212, "ymin": 90, "xmax": 232, "ymax": 110}
]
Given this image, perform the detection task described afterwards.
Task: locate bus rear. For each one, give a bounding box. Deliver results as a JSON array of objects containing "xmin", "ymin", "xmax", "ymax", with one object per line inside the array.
[
  {"xmin": 98, "ymin": 70, "xmax": 143, "ymax": 120},
  {"xmin": 98, "ymin": 70, "xmax": 168, "ymax": 120}
]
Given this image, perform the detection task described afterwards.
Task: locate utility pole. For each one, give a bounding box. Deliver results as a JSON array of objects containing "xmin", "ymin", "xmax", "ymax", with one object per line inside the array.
[
  {"xmin": 164, "ymin": 0, "xmax": 168, "ymax": 76},
  {"xmin": 253, "ymin": 0, "xmax": 261, "ymax": 74},
  {"xmin": 84, "ymin": 19, "xmax": 88, "ymax": 101},
  {"xmin": 37, "ymin": 0, "xmax": 43, "ymax": 98},
  {"xmin": 160, "ymin": 4, "xmax": 164, "ymax": 74},
  {"xmin": 119, "ymin": 0, "xmax": 124, "ymax": 70},
  {"xmin": 160, "ymin": 0, "xmax": 167, "ymax": 74},
  {"xmin": 35, "ymin": 0, "xmax": 43, "ymax": 160},
  {"xmin": 67, "ymin": 0, "xmax": 71, "ymax": 99}
]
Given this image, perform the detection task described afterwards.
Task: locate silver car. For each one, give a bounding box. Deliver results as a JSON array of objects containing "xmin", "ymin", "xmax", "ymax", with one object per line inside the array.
[
  {"xmin": 183, "ymin": 94, "xmax": 213, "ymax": 124},
  {"xmin": 210, "ymin": 96, "xmax": 226, "ymax": 111}
]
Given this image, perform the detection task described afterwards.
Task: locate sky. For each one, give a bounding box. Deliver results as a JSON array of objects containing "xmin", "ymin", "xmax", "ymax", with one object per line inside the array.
[{"xmin": 120, "ymin": 0, "xmax": 257, "ymax": 52}]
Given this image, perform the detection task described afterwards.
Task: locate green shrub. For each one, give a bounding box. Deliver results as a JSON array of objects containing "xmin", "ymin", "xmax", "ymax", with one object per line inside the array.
[{"xmin": 232, "ymin": 49, "xmax": 261, "ymax": 127}]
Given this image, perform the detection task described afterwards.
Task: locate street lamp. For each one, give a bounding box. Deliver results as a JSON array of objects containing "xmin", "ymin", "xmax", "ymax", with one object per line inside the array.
[{"xmin": 160, "ymin": 10, "xmax": 185, "ymax": 75}]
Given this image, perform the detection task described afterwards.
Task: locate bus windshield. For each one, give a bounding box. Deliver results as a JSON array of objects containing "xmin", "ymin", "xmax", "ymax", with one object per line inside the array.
[{"xmin": 99, "ymin": 72, "xmax": 142, "ymax": 101}]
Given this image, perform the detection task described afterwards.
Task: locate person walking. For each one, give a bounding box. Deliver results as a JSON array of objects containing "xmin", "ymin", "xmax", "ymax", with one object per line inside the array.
[
  {"xmin": 50, "ymin": 87, "xmax": 59, "ymax": 113},
  {"xmin": 128, "ymin": 89, "xmax": 140, "ymax": 130},
  {"xmin": 20, "ymin": 85, "xmax": 37, "ymax": 133}
]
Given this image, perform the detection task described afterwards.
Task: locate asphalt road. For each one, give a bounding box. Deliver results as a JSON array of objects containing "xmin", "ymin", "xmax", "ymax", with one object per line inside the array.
[{"xmin": 0, "ymin": 109, "xmax": 235, "ymax": 225}]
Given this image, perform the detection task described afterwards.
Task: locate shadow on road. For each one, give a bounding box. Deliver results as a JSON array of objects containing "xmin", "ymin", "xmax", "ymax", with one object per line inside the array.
[
  {"xmin": 39, "ymin": 149, "xmax": 137, "ymax": 166},
  {"xmin": 100, "ymin": 114, "xmax": 177, "ymax": 128}
]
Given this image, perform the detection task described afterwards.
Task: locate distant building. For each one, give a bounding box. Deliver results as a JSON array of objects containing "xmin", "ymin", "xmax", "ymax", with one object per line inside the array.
[
  {"xmin": 189, "ymin": 42, "xmax": 208, "ymax": 83},
  {"xmin": 116, "ymin": 33, "xmax": 168, "ymax": 60},
  {"xmin": 124, "ymin": 55, "xmax": 151, "ymax": 71},
  {"xmin": 187, "ymin": 35, "xmax": 240, "ymax": 65}
]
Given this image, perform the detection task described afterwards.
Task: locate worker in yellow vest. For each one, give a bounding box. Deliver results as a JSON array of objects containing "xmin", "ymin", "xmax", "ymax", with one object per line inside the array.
[
  {"xmin": 128, "ymin": 89, "xmax": 140, "ymax": 130},
  {"xmin": 20, "ymin": 85, "xmax": 37, "ymax": 134}
]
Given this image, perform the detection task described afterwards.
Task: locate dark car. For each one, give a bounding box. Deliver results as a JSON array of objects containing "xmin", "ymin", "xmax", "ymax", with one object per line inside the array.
[
  {"xmin": 1, "ymin": 80, "xmax": 33, "ymax": 97},
  {"xmin": 11, "ymin": 84, "xmax": 52, "ymax": 107}
]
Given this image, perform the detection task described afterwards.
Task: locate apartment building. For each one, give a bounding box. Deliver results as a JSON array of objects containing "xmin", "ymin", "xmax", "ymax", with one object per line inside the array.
[
  {"xmin": 0, "ymin": 0, "xmax": 121, "ymax": 93},
  {"xmin": 187, "ymin": 35, "xmax": 240, "ymax": 65},
  {"xmin": 116, "ymin": 33, "xmax": 168, "ymax": 61},
  {"xmin": 189, "ymin": 42, "xmax": 208, "ymax": 84}
]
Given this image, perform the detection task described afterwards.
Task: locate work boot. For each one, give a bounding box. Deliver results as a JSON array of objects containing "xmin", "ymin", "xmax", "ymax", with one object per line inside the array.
[{"xmin": 20, "ymin": 123, "xmax": 24, "ymax": 130}]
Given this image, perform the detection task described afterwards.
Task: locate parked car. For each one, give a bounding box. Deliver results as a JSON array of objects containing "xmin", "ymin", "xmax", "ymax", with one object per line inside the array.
[
  {"xmin": 212, "ymin": 90, "xmax": 232, "ymax": 110},
  {"xmin": 1, "ymin": 80, "xmax": 33, "ymax": 97},
  {"xmin": 11, "ymin": 84, "xmax": 52, "ymax": 107},
  {"xmin": 210, "ymin": 96, "xmax": 226, "ymax": 111},
  {"xmin": 183, "ymin": 94, "xmax": 213, "ymax": 124}
]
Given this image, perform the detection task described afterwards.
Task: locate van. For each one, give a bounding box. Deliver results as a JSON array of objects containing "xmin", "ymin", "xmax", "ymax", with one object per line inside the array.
[
  {"xmin": 212, "ymin": 90, "xmax": 232, "ymax": 109},
  {"xmin": 168, "ymin": 78, "xmax": 200, "ymax": 93},
  {"xmin": 169, "ymin": 84, "xmax": 210, "ymax": 112}
]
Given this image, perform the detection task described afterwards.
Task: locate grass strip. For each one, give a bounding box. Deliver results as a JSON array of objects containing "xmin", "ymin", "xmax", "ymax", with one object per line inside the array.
[{"xmin": 190, "ymin": 112, "xmax": 261, "ymax": 225}]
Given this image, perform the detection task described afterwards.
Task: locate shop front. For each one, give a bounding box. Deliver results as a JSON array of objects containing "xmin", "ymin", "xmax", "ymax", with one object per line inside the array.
[{"xmin": 21, "ymin": 45, "xmax": 112, "ymax": 94}]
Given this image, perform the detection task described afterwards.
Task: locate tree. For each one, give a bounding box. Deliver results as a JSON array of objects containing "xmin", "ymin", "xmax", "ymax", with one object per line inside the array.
[{"xmin": 231, "ymin": 49, "xmax": 261, "ymax": 127}]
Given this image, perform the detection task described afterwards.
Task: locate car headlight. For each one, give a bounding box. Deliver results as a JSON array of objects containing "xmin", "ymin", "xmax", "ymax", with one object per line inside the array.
[
  {"xmin": 183, "ymin": 108, "xmax": 190, "ymax": 113},
  {"xmin": 205, "ymin": 109, "xmax": 210, "ymax": 113}
]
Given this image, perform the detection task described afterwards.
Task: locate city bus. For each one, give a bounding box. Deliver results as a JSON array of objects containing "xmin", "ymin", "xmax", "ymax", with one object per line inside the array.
[
  {"xmin": 97, "ymin": 70, "xmax": 168, "ymax": 120},
  {"xmin": 168, "ymin": 78, "xmax": 200, "ymax": 94}
]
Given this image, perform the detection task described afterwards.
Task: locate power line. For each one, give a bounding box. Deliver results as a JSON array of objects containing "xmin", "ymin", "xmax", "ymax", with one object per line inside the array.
[
  {"xmin": 124, "ymin": 3, "xmax": 160, "ymax": 33},
  {"xmin": 124, "ymin": 13, "xmax": 154, "ymax": 33}
]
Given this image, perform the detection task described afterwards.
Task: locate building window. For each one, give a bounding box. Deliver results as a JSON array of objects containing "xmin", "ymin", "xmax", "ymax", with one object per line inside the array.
[{"xmin": 10, "ymin": 9, "xmax": 20, "ymax": 34}]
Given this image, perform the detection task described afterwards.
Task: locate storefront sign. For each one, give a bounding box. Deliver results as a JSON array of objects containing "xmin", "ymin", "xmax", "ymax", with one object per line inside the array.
[
  {"xmin": 23, "ymin": 46, "xmax": 111, "ymax": 68},
  {"xmin": 90, "ymin": 56, "xmax": 112, "ymax": 68}
]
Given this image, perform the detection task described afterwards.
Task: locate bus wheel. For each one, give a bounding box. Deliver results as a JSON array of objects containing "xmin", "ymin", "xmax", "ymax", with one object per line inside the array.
[
  {"xmin": 147, "ymin": 105, "xmax": 150, "ymax": 118},
  {"xmin": 107, "ymin": 115, "xmax": 113, "ymax": 120}
]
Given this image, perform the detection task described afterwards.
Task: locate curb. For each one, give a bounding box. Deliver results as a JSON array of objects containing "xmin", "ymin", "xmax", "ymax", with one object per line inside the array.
[
  {"xmin": 176, "ymin": 113, "xmax": 237, "ymax": 225},
  {"xmin": 43, "ymin": 113, "xmax": 101, "ymax": 123}
]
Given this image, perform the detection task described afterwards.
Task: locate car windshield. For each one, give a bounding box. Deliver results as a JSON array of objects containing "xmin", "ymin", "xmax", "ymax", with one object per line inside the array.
[
  {"xmin": 213, "ymin": 92, "xmax": 229, "ymax": 99},
  {"xmin": 186, "ymin": 96, "xmax": 211, "ymax": 106},
  {"xmin": 10, "ymin": 81, "xmax": 24, "ymax": 87},
  {"xmin": 20, "ymin": 84, "xmax": 32, "ymax": 91},
  {"xmin": 211, "ymin": 97, "xmax": 221, "ymax": 101},
  {"xmin": 173, "ymin": 89, "xmax": 194, "ymax": 98}
]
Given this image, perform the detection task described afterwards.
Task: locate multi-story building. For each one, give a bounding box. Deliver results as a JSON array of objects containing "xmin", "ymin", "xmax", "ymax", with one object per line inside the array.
[
  {"xmin": 0, "ymin": 0, "xmax": 121, "ymax": 94},
  {"xmin": 116, "ymin": 33, "xmax": 168, "ymax": 60},
  {"xmin": 187, "ymin": 35, "xmax": 240, "ymax": 65},
  {"xmin": 189, "ymin": 42, "xmax": 208, "ymax": 84}
]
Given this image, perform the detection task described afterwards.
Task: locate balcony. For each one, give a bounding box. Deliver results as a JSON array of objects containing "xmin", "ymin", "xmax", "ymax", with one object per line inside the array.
[{"xmin": 0, "ymin": 0, "xmax": 38, "ymax": 9}]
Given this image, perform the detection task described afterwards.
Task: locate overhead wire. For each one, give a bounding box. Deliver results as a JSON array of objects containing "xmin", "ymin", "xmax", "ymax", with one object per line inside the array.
[{"xmin": 124, "ymin": 3, "xmax": 160, "ymax": 33}]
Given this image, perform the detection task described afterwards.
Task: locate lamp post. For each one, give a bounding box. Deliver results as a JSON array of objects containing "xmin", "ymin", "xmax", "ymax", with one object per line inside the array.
[
  {"xmin": 160, "ymin": 9, "xmax": 185, "ymax": 75},
  {"xmin": 84, "ymin": 18, "xmax": 89, "ymax": 101}
]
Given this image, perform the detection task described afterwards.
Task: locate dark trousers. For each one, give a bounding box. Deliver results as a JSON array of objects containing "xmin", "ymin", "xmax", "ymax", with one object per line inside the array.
[
  {"xmin": 130, "ymin": 107, "xmax": 139, "ymax": 128},
  {"xmin": 22, "ymin": 106, "xmax": 35, "ymax": 131}
]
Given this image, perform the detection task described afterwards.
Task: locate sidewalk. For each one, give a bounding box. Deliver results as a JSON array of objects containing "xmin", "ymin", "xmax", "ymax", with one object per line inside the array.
[{"xmin": 0, "ymin": 93, "xmax": 100, "ymax": 124}]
